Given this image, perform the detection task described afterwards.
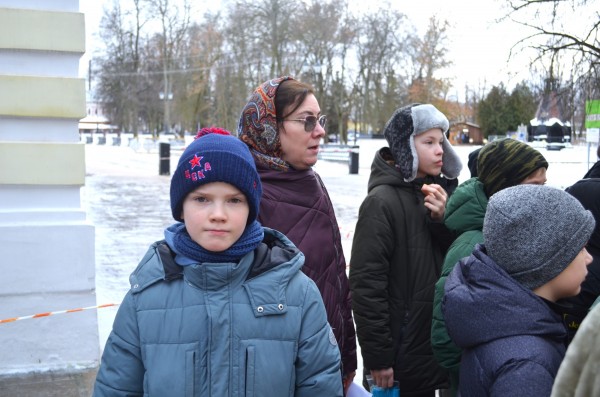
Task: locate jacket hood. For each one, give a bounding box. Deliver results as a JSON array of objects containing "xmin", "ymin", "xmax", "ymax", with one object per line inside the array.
[
  {"xmin": 444, "ymin": 177, "xmax": 488, "ymax": 234},
  {"xmin": 443, "ymin": 245, "xmax": 566, "ymax": 350},
  {"xmin": 367, "ymin": 147, "xmax": 413, "ymax": 193},
  {"xmin": 566, "ymin": 178, "xmax": 600, "ymax": 252}
]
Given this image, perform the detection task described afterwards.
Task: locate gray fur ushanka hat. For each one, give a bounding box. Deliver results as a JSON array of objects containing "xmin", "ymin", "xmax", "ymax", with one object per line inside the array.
[{"xmin": 383, "ymin": 103, "xmax": 462, "ymax": 182}]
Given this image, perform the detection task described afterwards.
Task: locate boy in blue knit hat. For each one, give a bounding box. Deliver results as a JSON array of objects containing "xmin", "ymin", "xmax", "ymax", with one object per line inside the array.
[
  {"xmin": 443, "ymin": 184, "xmax": 595, "ymax": 397},
  {"xmin": 94, "ymin": 128, "xmax": 342, "ymax": 396}
]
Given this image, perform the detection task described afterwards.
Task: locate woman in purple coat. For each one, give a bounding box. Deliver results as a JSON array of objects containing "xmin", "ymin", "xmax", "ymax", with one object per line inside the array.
[{"xmin": 238, "ymin": 76, "xmax": 357, "ymax": 392}]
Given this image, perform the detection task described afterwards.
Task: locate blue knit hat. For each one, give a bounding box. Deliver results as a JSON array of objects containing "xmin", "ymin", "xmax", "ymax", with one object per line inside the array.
[{"xmin": 170, "ymin": 128, "xmax": 262, "ymax": 223}]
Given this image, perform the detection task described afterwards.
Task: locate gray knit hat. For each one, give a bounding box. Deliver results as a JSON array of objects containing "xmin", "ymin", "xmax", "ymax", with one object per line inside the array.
[
  {"xmin": 483, "ymin": 184, "xmax": 595, "ymax": 290},
  {"xmin": 383, "ymin": 103, "xmax": 462, "ymax": 182}
]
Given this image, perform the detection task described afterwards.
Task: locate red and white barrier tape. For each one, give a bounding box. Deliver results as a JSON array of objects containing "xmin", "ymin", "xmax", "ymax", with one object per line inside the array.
[{"xmin": 0, "ymin": 303, "xmax": 120, "ymax": 325}]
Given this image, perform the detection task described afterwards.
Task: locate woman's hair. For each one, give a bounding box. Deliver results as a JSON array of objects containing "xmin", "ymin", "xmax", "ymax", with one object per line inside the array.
[{"xmin": 275, "ymin": 79, "xmax": 314, "ymax": 124}]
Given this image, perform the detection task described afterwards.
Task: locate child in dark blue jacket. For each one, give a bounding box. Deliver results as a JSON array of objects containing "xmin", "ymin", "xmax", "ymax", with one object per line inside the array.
[{"xmin": 443, "ymin": 184, "xmax": 595, "ymax": 397}]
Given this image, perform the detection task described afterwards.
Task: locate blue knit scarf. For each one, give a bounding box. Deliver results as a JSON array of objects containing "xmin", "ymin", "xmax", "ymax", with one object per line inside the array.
[{"xmin": 170, "ymin": 221, "xmax": 264, "ymax": 264}]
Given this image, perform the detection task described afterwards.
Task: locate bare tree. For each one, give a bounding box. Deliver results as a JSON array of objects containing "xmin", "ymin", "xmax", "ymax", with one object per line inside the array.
[
  {"xmin": 293, "ymin": 0, "xmax": 349, "ymax": 141},
  {"xmin": 505, "ymin": 1, "xmax": 600, "ymax": 100},
  {"xmin": 353, "ymin": 7, "xmax": 412, "ymax": 135},
  {"xmin": 148, "ymin": 0, "xmax": 191, "ymax": 137},
  {"xmin": 177, "ymin": 17, "xmax": 223, "ymax": 133},
  {"xmin": 96, "ymin": 0, "xmax": 149, "ymax": 137},
  {"xmin": 406, "ymin": 16, "xmax": 453, "ymax": 105}
]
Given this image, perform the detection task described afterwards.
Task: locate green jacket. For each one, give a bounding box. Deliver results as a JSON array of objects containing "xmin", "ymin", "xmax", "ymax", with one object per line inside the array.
[{"xmin": 431, "ymin": 177, "xmax": 488, "ymax": 395}]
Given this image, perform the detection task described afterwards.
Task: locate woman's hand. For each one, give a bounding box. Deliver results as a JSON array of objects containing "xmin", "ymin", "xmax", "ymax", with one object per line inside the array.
[
  {"xmin": 343, "ymin": 370, "xmax": 356, "ymax": 393},
  {"xmin": 421, "ymin": 183, "xmax": 447, "ymax": 221}
]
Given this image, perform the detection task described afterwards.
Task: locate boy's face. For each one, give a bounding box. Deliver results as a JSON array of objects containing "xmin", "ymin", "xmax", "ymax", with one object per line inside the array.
[
  {"xmin": 181, "ymin": 182, "xmax": 250, "ymax": 253},
  {"xmin": 520, "ymin": 167, "xmax": 547, "ymax": 185},
  {"xmin": 547, "ymin": 247, "xmax": 592, "ymax": 300},
  {"xmin": 415, "ymin": 129, "xmax": 444, "ymax": 178}
]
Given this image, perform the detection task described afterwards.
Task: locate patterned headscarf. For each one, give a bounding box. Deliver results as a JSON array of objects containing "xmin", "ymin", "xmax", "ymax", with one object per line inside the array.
[{"xmin": 237, "ymin": 76, "xmax": 294, "ymax": 171}]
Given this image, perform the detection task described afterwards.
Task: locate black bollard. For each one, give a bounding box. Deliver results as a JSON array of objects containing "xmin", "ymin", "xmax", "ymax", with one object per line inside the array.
[
  {"xmin": 348, "ymin": 147, "xmax": 359, "ymax": 174},
  {"xmin": 159, "ymin": 142, "xmax": 170, "ymax": 176}
]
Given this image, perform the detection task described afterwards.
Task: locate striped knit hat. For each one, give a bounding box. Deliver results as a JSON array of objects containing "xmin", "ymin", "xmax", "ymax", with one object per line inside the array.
[{"xmin": 477, "ymin": 138, "xmax": 548, "ymax": 198}]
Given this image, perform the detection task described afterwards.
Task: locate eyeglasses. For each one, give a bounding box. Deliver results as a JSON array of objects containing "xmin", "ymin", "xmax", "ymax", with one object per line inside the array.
[{"xmin": 285, "ymin": 115, "xmax": 327, "ymax": 132}]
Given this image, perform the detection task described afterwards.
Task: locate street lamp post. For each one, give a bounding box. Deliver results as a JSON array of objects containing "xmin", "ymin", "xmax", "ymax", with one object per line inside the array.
[{"xmin": 159, "ymin": 90, "xmax": 173, "ymax": 135}]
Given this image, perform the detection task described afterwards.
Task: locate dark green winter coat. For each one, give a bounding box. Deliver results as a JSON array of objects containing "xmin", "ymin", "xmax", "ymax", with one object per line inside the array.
[
  {"xmin": 431, "ymin": 177, "xmax": 487, "ymax": 396},
  {"xmin": 350, "ymin": 147, "xmax": 452, "ymax": 395}
]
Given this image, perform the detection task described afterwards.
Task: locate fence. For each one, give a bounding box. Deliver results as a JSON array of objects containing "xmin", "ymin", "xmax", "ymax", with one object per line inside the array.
[{"xmin": 318, "ymin": 144, "xmax": 360, "ymax": 174}]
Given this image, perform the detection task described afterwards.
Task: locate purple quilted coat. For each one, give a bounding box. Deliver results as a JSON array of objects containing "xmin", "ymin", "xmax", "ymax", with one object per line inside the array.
[{"xmin": 256, "ymin": 161, "xmax": 358, "ymax": 376}]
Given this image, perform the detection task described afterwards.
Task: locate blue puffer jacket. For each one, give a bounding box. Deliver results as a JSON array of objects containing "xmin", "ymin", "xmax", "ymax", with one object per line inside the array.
[
  {"xmin": 94, "ymin": 228, "xmax": 343, "ymax": 397},
  {"xmin": 443, "ymin": 245, "xmax": 567, "ymax": 397}
]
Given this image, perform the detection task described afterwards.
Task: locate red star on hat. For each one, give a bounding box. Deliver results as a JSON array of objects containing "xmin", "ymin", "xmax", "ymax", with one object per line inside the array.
[{"xmin": 189, "ymin": 154, "xmax": 203, "ymax": 169}]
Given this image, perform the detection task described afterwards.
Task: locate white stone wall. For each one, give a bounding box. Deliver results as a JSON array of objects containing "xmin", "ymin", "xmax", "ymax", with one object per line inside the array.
[{"xmin": 0, "ymin": 0, "xmax": 99, "ymax": 394}]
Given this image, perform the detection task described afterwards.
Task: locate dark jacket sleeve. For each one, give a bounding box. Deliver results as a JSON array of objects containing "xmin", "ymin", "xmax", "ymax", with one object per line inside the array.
[
  {"xmin": 340, "ymin": 276, "xmax": 358, "ymax": 375},
  {"xmin": 491, "ymin": 360, "xmax": 555, "ymax": 397},
  {"xmin": 349, "ymin": 194, "xmax": 397, "ymax": 369},
  {"xmin": 427, "ymin": 219, "xmax": 457, "ymax": 255},
  {"xmin": 427, "ymin": 176, "xmax": 459, "ymax": 254},
  {"xmin": 431, "ymin": 231, "xmax": 482, "ymax": 386},
  {"xmin": 93, "ymin": 292, "xmax": 144, "ymax": 397}
]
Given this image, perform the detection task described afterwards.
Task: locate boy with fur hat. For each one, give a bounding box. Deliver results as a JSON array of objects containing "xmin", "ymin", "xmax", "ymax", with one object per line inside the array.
[
  {"xmin": 431, "ymin": 138, "xmax": 548, "ymax": 396},
  {"xmin": 443, "ymin": 184, "xmax": 595, "ymax": 397},
  {"xmin": 93, "ymin": 128, "xmax": 343, "ymax": 397},
  {"xmin": 350, "ymin": 103, "xmax": 462, "ymax": 396}
]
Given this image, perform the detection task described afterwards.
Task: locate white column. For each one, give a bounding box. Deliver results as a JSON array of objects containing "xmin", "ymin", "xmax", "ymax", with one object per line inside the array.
[{"xmin": 0, "ymin": 1, "xmax": 99, "ymax": 395}]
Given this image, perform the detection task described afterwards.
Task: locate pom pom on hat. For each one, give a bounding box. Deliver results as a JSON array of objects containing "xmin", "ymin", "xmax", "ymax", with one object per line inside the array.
[
  {"xmin": 383, "ymin": 103, "xmax": 462, "ymax": 182},
  {"xmin": 170, "ymin": 127, "xmax": 262, "ymax": 223},
  {"xmin": 483, "ymin": 184, "xmax": 595, "ymax": 290},
  {"xmin": 195, "ymin": 127, "xmax": 231, "ymax": 138}
]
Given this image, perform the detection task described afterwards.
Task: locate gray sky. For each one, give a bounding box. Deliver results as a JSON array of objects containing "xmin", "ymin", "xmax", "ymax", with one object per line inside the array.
[{"xmin": 78, "ymin": 0, "xmax": 545, "ymax": 98}]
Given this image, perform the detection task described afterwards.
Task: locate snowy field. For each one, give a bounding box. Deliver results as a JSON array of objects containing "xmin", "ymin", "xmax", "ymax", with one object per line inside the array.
[{"xmin": 83, "ymin": 135, "xmax": 598, "ymax": 382}]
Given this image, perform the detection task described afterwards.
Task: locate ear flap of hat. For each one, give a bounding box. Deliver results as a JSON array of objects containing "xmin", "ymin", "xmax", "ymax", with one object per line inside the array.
[
  {"xmin": 383, "ymin": 106, "xmax": 414, "ymax": 180},
  {"xmin": 441, "ymin": 135, "xmax": 462, "ymax": 179}
]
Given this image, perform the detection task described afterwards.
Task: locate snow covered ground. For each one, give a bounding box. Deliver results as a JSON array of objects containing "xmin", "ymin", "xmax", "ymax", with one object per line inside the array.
[{"xmin": 83, "ymin": 136, "xmax": 597, "ymax": 380}]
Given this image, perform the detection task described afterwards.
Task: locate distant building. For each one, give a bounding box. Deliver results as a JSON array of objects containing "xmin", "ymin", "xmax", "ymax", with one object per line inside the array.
[
  {"xmin": 528, "ymin": 78, "xmax": 572, "ymax": 145},
  {"xmin": 78, "ymin": 100, "xmax": 117, "ymax": 135},
  {"xmin": 449, "ymin": 121, "xmax": 483, "ymax": 145}
]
